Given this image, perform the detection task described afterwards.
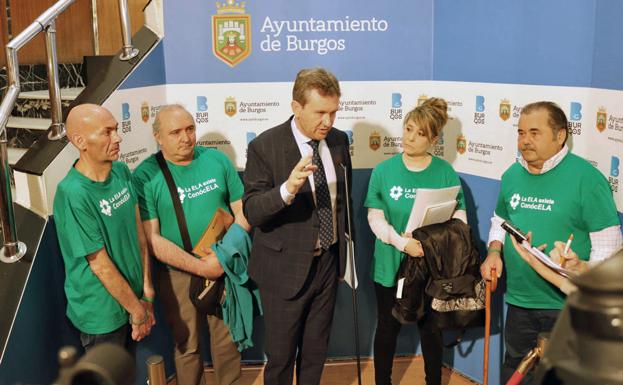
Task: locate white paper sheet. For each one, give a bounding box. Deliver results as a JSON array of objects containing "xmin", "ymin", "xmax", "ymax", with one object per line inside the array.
[
  {"xmin": 404, "ymin": 185, "xmax": 461, "ymax": 233},
  {"xmin": 419, "ymin": 201, "xmax": 458, "ymax": 228},
  {"xmin": 343, "ymin": 233, "xmax": 358, "ymax": 289},
  {"xmin": 520, "ymin": 240, "xmax": 573, "ymax": 278}
]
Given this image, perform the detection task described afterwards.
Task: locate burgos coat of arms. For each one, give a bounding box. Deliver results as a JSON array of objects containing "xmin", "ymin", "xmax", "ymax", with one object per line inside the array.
[{"xmin": 212, "ymin": 1, "xmax": 251, "ymax": 67}]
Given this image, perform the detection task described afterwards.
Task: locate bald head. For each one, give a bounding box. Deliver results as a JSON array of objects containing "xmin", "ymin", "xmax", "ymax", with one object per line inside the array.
[
  {"xmin": 66, "ymin": 104, "xmax": 116, "ymax": 146},
  {"xmin": 66, "ymin": 103, "xmax": 121, "ymax": 163},
  {"xmin": 152, "ymin": 104, "xmax": 194, "ymax": 135},
  {"xmin": 152, "ymin": 104, "xmax": 196, "ymax": 164}
]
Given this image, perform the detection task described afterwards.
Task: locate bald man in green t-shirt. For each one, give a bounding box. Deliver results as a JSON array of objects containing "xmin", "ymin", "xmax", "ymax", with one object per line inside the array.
[
  {"xmin": 54, "ymin": 104, "xmax": 155, "ymax": 351},
  {"xmin": 480, "ymin": 101, "xmax": 622, "ymax": 384}
]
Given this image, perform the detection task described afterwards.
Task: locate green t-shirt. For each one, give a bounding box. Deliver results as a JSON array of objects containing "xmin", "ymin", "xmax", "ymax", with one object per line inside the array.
[
  {"xmin": 364, "ymin": 154, "xmax": 466, "ymax": 287},
  {"xmin": 132, "ymin": 146, "xmax": 244, "ymax": 253},
  {"xmin": 53, "ymin": 161, "xmax": 143, "ymax": 334},
  {"xmin": 495, "ymin": 153, "xmax": 620, "ymax": 309}
]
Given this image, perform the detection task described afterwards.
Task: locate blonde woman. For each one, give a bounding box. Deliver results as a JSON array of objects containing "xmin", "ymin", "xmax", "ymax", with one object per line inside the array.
[{"xmin": 365, "ymin": 98, "xmax": 466, "ymax": 385}]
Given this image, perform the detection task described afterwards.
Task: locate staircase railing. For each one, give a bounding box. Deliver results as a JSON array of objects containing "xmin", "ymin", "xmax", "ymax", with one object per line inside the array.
[{"xmin": 0, "ymin": 0, "xmax": 140, "ymax": 263}]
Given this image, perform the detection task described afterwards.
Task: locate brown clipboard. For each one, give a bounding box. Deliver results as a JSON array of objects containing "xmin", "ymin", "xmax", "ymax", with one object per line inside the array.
[{"xmin": 192, "ymin": 208, "xmax": 234, "ymax": 258}]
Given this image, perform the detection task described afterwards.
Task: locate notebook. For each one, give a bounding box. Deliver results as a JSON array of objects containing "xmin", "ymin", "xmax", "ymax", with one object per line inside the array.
[{"xmin": 192, "ymin": 208, "xmax": 234, "ymax": 258}]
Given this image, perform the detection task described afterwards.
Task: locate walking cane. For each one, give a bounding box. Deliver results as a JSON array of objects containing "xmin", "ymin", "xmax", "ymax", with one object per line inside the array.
[
  {"xmin": 340, "ymin": 164, "xmax": 362, "ymax": 385},
  {"xmin": 483, "ymin": 266, "xmax": 498, "ymax": 385}
]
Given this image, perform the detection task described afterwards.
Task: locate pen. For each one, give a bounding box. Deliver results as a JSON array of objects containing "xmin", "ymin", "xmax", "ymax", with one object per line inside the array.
[{"xmin": 562, "ymin": 233, "xmax": 573, "ymax": 268}]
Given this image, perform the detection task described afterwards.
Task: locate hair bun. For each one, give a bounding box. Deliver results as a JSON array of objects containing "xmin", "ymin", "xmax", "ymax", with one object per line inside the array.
[
  {"xmin": 422, "ymin": 97, "xmax": 448, "ymax": 122},
  {"xmin": 403, "ymin": 97, "xmax": 449, "ymax": 141}
]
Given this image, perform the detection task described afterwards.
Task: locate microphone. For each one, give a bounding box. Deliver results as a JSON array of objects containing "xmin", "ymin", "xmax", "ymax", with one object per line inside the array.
[{"xmin": 339, "ymin": 161, "xmax": 362, "ymax": 385}]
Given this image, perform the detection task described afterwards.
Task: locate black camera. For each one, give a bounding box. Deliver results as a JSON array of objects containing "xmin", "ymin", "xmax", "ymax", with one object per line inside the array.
[
  {"xmin": 533, "ymin": 249, "xmax": 623, "ymax": 385},
  {"xmin": 53, "ymin": 343, "xmax": 135, "ymax": 385}
]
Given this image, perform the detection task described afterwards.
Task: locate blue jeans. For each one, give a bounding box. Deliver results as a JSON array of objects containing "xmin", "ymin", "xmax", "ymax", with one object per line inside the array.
[
  {"xmin": 501, "ymin": 304, "xmax": 560, "ymax": 384},
  {"xmin": 80, "ymin": 324, "xmax": 133, "ymax": 353}
]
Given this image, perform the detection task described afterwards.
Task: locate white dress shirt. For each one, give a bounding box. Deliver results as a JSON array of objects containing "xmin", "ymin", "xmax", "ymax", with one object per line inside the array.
[{"xmin": 279, "ymin": 119, "xmax": 338, "ymax": 246}]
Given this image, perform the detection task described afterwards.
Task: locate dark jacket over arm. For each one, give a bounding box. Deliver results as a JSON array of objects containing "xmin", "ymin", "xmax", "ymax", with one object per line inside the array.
[{"xmin": 393, "ymin": 219, "xmax": 481, "ymax": 325}]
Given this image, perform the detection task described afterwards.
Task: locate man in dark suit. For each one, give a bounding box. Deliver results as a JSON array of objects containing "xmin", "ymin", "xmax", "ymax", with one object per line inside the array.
[{"xmin": 243, "ymin": 68, "xmax": 352, "ymax": 385}]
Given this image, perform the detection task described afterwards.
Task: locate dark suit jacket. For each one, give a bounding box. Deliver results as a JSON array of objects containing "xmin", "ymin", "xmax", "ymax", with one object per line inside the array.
[{"xmin": 243, "ymin": 117, "xmax": 353, "ymax": 299}]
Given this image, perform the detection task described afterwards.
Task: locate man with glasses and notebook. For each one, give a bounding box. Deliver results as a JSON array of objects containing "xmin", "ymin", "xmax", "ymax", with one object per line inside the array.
[{"xmin": 132, "ymin": 104, "xmax": 249, "ymax": 385}]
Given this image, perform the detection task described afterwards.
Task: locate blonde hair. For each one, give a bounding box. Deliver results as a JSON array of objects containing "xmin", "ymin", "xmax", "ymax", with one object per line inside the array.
[{"xmin": 403, "ymin": 97, "xmax": 449, "ymax": 142}]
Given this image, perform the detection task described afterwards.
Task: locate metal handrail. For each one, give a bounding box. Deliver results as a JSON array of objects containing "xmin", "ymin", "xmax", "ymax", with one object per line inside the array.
[
  {"xmin": 45, "ymin": 20, "xmax": 64, "ymax": 141},
  {"xmin": 0, "ymin": 0, "xmax": 140, "ymax": 263},
  {"xmin": 119, "ymin": 0, "xmax": 139, "ymax": 60}
]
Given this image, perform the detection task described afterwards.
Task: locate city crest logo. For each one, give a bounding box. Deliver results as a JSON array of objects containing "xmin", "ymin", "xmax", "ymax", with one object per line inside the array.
[
  {"xmin": 499, "ymin": 99, "xmax": 511, "ymax": 121},
  {"xmin": 212, "ymin": 0, "xmax": 251, "ymax": 67},
  {"xmin": 596, "ymin": 107, "xmax": 607, "ymax": 132},
  {"xmin": 456, "ymin": 135, "xmax": 467, "ymax": 155},
  {"xmin": 225, "ymin": 97, "xmax": 237, "ymax": 117},
  {"xmin": 369, "ymin": 131, "xmax": 381, "ymax": 151},
  {"xmin": 141, "ymin": 101, "xmax": 149, "ymax": 123}
]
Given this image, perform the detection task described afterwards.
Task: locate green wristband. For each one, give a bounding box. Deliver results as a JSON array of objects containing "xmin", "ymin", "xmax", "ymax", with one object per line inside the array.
[
  {"xmin": 488, "ymin": 247, "xmax": 502, "ymax": 254},
  {"xmin": 141, "ymin": 296, "xmax": 154, "ymax": 303}
]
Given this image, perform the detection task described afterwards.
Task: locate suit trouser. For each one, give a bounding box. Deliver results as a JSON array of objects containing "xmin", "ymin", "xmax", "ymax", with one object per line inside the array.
[
  {"xmin": 260, "ymin": 247, "xmax": 338, "ymax": 385},
  {"xmin": 373, "ymin": 283, "xmax": 443, "ymax": 385},
  {"xmin": 157, "ymin": 268, "xmax": 241, "ymax": 385}
]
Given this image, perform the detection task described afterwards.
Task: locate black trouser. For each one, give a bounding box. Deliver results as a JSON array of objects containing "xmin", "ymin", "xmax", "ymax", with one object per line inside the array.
[
  {"xmin": 80, "ymin": 324, "xmax": 135, "ymax": 355},
  {"xmin": 501, "ymin": 304, "xmax": 560, "ymax": 385},
  {"xmin": 373, "ymin": 283, "xmax": 443, "ymax": 385}
]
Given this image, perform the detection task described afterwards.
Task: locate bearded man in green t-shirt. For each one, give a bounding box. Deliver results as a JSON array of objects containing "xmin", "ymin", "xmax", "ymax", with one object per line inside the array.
[
  {"xmin": 480, "ymin": 101, "xmax": 622, "ymax": 384},
  {"xmin": 133, "ymin": 105, "xmax": 250, "ymax": 385},
  {"xmin": 54, "ymin": 104, "xmax": 155, "ymax": 351}
]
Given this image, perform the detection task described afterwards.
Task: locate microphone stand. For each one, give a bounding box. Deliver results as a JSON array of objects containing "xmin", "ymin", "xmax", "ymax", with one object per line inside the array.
[{"xmin": 340, "ymin": 163, "xmax": 362, "ymax": 385}]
